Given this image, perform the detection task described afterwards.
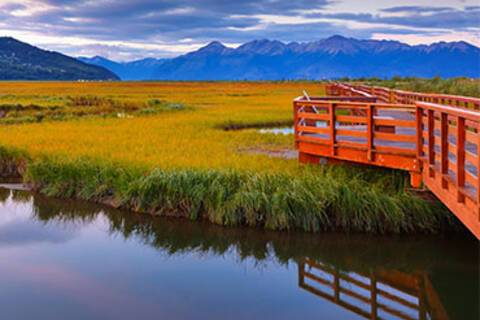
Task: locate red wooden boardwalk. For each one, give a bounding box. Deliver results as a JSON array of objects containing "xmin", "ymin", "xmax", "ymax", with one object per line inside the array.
[{"xmin": 293, "ymin": 83, "xmax": 480, "ymax": 239}]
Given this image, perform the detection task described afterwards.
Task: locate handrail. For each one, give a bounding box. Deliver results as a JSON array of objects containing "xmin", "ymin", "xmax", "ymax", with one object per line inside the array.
[
  {"xmin": 416, "ymin": 101, "xmax": 480, "ymax": 238},
  {"xmin": 294, "ymin": 95, "xmax": 377, "ymax": 102},
  {"xmin": 295, "ymin": 82, "xmax": 480, "ymax": 239},
  {"xmin": 417, "ymin": 102, "xmax": 480, "ymax": 122},
  {"xmin": 296, "ymin": 96, "xmax": 413, "ymax": 110},
  {"xmin": 330, "ymin": 82, "xmax": 480, "ymax": 110}
]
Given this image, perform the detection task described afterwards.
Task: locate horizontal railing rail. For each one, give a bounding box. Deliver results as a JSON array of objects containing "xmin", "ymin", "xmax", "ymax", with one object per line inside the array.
[
  {"xmin": 294, "ymin": 95, "xmax": 377, "ymax": 103},
  {"xmin": 329, "ymin": 82, "xmax": 480, "ymax": 110},
  {"xmin": 294, "ymin": 96, "xmax": 421, "ymax": 186},
  {"xmin": 295, "ymin": 82, "xmax": 480, "ymax": 239},
  {"xmin": 416, "ymin": 101, "xmax": 480, "ymax": 237}
]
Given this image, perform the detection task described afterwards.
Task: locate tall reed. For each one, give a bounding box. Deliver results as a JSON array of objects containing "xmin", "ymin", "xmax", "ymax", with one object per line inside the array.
[{"xmin": 23, "ymin": 155, "xmax": 456, "ymax": 234}]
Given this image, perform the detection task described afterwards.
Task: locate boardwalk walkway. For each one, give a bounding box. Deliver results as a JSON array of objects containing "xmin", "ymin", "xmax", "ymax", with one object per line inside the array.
[{"xmin": 293, "ymin": 83, "xmax": 480, "ymax": 239}]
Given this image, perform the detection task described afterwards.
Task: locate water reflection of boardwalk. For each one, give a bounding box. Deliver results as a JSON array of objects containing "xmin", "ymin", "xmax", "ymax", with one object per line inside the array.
[{"xmin": 298, "ymin": 258, "xmax": 448, "ymax": 320}]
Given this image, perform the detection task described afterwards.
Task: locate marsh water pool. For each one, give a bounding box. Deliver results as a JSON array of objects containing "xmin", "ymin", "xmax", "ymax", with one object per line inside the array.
[{"xmin": 0, "ymin": 187, "xmax": 477, "ymax": 320}]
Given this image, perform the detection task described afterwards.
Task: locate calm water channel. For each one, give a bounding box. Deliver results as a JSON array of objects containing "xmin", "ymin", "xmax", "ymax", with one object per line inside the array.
[{"xmin": 0, "ymin": 186, "xmax": 477, "ymax": 320}]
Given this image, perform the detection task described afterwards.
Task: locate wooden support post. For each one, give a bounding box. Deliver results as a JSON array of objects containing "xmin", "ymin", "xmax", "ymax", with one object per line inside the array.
[
  {"xmin": 456, "ymin": 117, "xmax": 466, "ymax": 203},
  {"xmin": 410, "ymin": 172, "xmax": 422, "ymax": 188},
  {"xmin": 329, "ymin": 103, "xmax": 336, "ymax": 156},
  {"xmin": 440, "ymin": 112, "xmax": 449, "ymax": 189},
  {"xmin": 427, "ymin": 109, "xmax": 435, "ymax": 178},
  {"xmin": 299, "ymin": 152, "xmax": 320, "ymax": 164},
  {"xmin": 367, "ymin": 104, "xmax": 374, "ymax": 162}
]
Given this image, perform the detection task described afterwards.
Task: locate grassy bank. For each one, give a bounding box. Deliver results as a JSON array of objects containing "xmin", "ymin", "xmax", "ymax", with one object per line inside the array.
[{"xmin": 0, "ymin": 146, "xmax": 454, "ymax": 234}]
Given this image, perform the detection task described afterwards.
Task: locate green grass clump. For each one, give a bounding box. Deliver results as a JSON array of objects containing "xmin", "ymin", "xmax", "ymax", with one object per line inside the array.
[
  {"xmin": 22, "ymin": 155, "xmax": 454, "ymax": 234},
  {"xmin": 217, "ymin": 119, "xmax": 293, "ymax": 131},
  {"xmin": 0, "ymin": 146, "xmax": 29, "ymax": 177},
  {"xmin": 0, "ymin": 95, "xmax": 189, "ymax": 125}
]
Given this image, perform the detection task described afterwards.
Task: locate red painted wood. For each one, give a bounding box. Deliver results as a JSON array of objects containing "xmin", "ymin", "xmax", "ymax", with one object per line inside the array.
[
  {"xmin": 329, "ymin": 103, "xmax": 336, "ymax": 156},
  {"xmin": 440, "ymin": 113, "xmax": 449, "ymax": 189},
  {"xmin": 416, "ymin": 107, "xmax": 424, "ymax": 163},
  {"xmin": 456, "ymin": 117, "xmax": 466, "ymax": 203},
  {"xmin": 427, "ymin": 110, "xmax": 435, "ymax": 178},
  {"xmin": 367, "ymin": 105, "xmax": 373, "ymax": 162},
  {"xmin": 299, "ymin": 83, "xmax": 480, "ymax": 239}
]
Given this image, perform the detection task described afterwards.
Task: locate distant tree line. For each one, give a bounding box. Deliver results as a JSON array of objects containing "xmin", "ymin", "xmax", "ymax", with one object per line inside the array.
[{"xmin": 335, "ymin": 76, "xmax": 480, "ymax": 98}]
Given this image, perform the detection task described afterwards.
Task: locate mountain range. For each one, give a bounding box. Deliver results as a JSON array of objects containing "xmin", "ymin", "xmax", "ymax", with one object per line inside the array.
[
  {"xmin": 78, "ymin": 56, "xmax": 165, "ymax": 80},
  {"xmin": 0, "ymin": 35, "xmax": 479, "ymax": 81},
  {"xmin": 79, "ymin": 36, "xmax": 480, "ymax": 80},
  {"xmin": 0, "ymin": 37, "xmax": 118, "ymax": 80}
]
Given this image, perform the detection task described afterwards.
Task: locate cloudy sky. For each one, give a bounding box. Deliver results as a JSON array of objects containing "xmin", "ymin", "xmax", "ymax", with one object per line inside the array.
[{"xmin": 0, "ymin": 0, "xmax": 479, "ymax": 61}]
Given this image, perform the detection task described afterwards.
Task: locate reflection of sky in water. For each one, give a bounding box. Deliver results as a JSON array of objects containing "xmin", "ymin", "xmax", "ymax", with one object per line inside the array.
[
  {"xmin": 0, "ymin": 190, "xmax": 356, "ymax": 320},
  {"xmin": 0, "ymin": 188, "xmax": 476, "ymax": 320},
  {"xmin": 0, "ymin": 192, "xmax": 77, "ymax": 246},
  {"xmin": 259, "ymin": 127, "xmax": 293, "ymax": 135}
]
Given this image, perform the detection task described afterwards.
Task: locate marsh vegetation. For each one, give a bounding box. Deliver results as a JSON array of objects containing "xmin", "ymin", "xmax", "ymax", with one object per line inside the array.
[{"xmin": 0, "ymin": 81, "xmax": 457, "ymax": 233}]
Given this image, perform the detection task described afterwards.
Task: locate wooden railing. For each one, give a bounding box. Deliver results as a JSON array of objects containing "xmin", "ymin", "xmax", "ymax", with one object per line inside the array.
[
  {"xmin": 295, "ymin": 83, "xmax": 480, "ymax": 239},
  {"xmin": 294, "ymin": 97, "xmax": 422, "ymax": 187},
  {"xmin": 331, "ymin": 83, "xmax": 480, "ymax": 110},
  {"xmin": 298, "ymin": 258, "xmax": 449, "ymax": 320},
  {"xmin": 416, "ymin": 102, "xmax": 480, "ymax": 237}
]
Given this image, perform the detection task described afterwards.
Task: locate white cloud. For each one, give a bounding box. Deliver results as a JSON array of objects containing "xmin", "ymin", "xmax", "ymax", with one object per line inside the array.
[
  {"xmin": 372, "ymin": 31, "xmax": 480, "ymax": 47},
  {"xmin": 1, "ymin": 0, "xmax": 55, "ymax": 17},
  {"xmin": 321, "ymin": 0, "xmax": 480, "ymax": 14},
  {"xmin": 0, "ymin": 0, "xmax": 478, "ymax": 60}
]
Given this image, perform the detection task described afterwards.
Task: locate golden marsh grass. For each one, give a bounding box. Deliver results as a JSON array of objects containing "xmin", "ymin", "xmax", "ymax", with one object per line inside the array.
[{"xmin": 0, "ymin": 81, "xmax": 322, "ymax": 172}]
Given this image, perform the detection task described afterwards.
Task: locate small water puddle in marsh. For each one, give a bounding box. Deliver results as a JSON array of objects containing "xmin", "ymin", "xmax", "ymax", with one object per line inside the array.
[
  {"xmin": 258, "ymin": 127, "xmax": 293, "ymax": 135},
  {"xmin": 0, "ymin": 186, "xmax": 477, "ymax": 320}
]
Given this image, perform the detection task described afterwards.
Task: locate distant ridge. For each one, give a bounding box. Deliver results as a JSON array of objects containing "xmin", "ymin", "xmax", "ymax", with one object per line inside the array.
[
  {"xmin": 0, "ymin": 37, "xmax": 118, "ymax": 80},
  {"xmin": 81, "ymin": 35, "xmax": 480, "ymax": 80},
  {"xmin": 78, "ymin": 56, "xmax": 166, "ymax": 80}
]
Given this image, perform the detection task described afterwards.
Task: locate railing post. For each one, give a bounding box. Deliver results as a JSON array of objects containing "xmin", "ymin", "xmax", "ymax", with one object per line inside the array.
[
  {"xmin": 418, "ymin": 276, "xmax": 427, "ymax": 320},
  {"xmin": 427, "ymin": 109, "xmax": 435, "ymax": 178},
  {"xmin": 293, "ymin": 101, "xmax": 299, "ymax": 148},
  {"xmin": 333, "ymin": 268, "xmax": 340, "ymax": 303},
  {"xmin": 367, "ymin": 104, "xmax": 374, "ymax": 162},
  {"xmin": 440, "ymin": 113, "xmax": 449, "ymax": 189},
  {"xmin": 416, "ymin": 105, "xmax": 424, "ymax": 161},
  {"xmin": 329, "ymin": 103, "xmax": 336, "ymax": 156},
  {"xmin": 478, "ymin": 127, "xmax": 480, "ymax": 219},
  {"xmin": 412, "ymin": 105, "xmax": 424, "ymax": 188},
  {"xmin": 298, "ymin": 260, "xmax": 305, "ymax": 287},
  {"xmin": 456, "ymin": 117, "xmax": 466, "ymax": 203},
  {"xmin": 370, "ymin": 272, "xmax": 378, "ymax": 320}
]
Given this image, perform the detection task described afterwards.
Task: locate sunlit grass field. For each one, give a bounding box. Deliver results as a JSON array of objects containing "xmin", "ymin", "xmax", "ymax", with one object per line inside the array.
[
  {"xmin": 0, "ymin": 81, "xmax": 321, "ymax": 172},
  {"xmin": 0, "ymin": 81, "xmax": 454, "ymax": 233}
]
